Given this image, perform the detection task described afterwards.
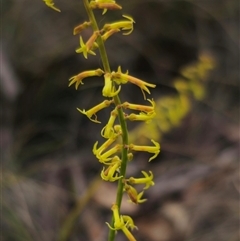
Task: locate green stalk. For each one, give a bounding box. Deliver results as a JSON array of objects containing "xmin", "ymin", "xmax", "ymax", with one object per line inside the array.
[{"xmin": 82, "ymin": 1, "xmax": 129, "ymax": 241}]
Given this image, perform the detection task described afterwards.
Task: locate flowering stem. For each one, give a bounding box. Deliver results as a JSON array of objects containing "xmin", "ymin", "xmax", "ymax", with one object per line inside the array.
[
  {"xmin": 82, "ymin": 1, "xmax": 129, "ymax": 241},
  {"xmin": 82, "ymin": 0, "xmax": 110, "ymax": 72}
]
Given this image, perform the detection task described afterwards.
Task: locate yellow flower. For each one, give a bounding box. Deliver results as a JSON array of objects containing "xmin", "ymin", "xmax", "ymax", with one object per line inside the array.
[
  {"xmin": 76, "ymin": 34, "xmax": 99, "ymax": 59},
  {"xmin": 103, "ymin": 15, "xmax": 135, "ymax": 35},
  {"xmin": 43, "ymin": 0, "xmax": 61, "ymax": 12},
  {"xmin": 89, "ymin": 0, "xmax": 122, "ymax": 15},
  {"xmin": 102, "ymin": 73, "xmax": 121, "ymax": 97},
  {"xmin": 104, "ymin": 155, "xmax": 121, "ymax": 165},
  {"xmin": 122, "ymin": 99, "xmax": 156, "ymax": 123},
  {"xmin": 102, "ymin": 29, "xmax": 120, "ymax": 41},
  {"xmin": 101, "ymin": 108, "xmax": 118, "ymax": 138},
  {"xmin": 73, "ymin": 21, "xmax": 91, "ymax": 35},
  {"xmin": 124, "ymin": 183, "xmax": 147, "ymax": 204},
  {"xmin": 69, "ymin": 69, "xmax": 104, "ymax": 90},
  {"xmin": 121, "ymin": 99, "xmax": 155, "ymax": 113},
  {"xmin": 93, "ymin": 136, "xmax": 117, "ymax": 156},
  {"xmin": 127, "ymin": 139, "xmax": 160, "ymax": 162},
  {"xmin": 77, "ymin": 99, "xmax": 113, "ymax": 123},
  {"xmin": 106, "ymin": 204, "xmax": 137, "ymax": 241},
  {"xmin": 100, "ymin": 160, "xmax": 122, "ymax": 181},
  {"xmin": 97, "ymin": 144, "xmax": 122, "ymax": 162},
  {"xmin": 112, "ymin": 67, "xmax": 156, "ymax": 99},
  {"xmin": 122, "ymin": 215, "xmax": 138, "ymax": 231},
  {"xmin": 93, "ymin": 135, "xmax": 122, "ymax": 163},
  {"xmin": 128, "ymin": 171, "xmax": 154, "ymax": 190},
  {"xmin": 125, "ymin": 111, "xmax": 156, "ymax": 123}
]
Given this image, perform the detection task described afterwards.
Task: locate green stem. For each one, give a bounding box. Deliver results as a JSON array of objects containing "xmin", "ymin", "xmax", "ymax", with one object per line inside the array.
[{"xmin": 81, "ymin": 1, "xmax": 129, "ymax": 241}]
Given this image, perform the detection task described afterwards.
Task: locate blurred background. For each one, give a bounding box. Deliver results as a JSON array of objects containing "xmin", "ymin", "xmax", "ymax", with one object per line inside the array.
[{"xmin": 1, "ymin": 0, "xmax": 239, "ymax": 241}]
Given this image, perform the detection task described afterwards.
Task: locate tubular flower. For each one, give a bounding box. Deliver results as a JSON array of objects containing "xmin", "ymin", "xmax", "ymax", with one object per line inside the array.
[
  {"xmin": 43, "ymin": 0, "xmax": 61, "ymax": 12},
  {"xmin": 122, "ymin": 216, "xmax": 138, "ymax": 231},
  {"xmin": 93, "ymin": 134, "xmax": 118, "ymax": 156},
  {"xmin": 73, "ymin": 21, "xmax": 91, "ymax": 35},
  {"xmin": 77, "ymin": 99, "xmax": 113, "ymax": 123},
  {"xmin": 102, "ymin": 73, "xmax": 121, "ymax": 97},
  {"xmin": 89, "ymin": 0, "xmax": 122, "ymax": 15},
  {"xmin": 101, "ymin": 108, "xmax": 118, "ymax": 139},
  {"xmin": 99, "ymin": 155, "xmax": 121, "ymax": 165},
  {"xmin": 125, "ymin": 111, "xmax": 156, "ymax": 123},
  {"xmin": 69, "ymin": 68, "xmax": 104, "ymax": 90},
  {"xmin": 102, "ymin": 29, "xmax": 120, "ymax": 41},
  {"xmin": 122, "ymin": 99, "xmax": 155, "ymax": 113},
  {"xmin": 128, "ymin": 171, "xmax": 154, "ymax": 190},
  {"xmin": 123, "ymin": 99, "xmax": 156, "ymax": 123},
  {"xmin": 76, "ymin": 33, "xmax": 99, "ymax": 59},
  {"xmin": 103, "ymin": 15, "xmax": 135, "ymax": 35},
  {"xmin": 100, "ymin": 160, "xmax": 122, "ymax": 181},
  {"xmin": 124, "ymin": 183, "xmax": 147, "ymax": 204},
  {"xmin": 112, "ymin": 66, "xmax": 156, "ymax": 99},
  {"xmin": 106, "ymin": 204, "xmax": 137, "ymax": 241},
  {"xmin": 104, "ymin": 155, "xmax": 121, "ymax": 165},
  {"xmin": 97, "ymin": 144, "xmax": 122, "ymax": 162},
  {"xmin": 127, "ymin": 139, "xmax": 160, "ymax": 162}
]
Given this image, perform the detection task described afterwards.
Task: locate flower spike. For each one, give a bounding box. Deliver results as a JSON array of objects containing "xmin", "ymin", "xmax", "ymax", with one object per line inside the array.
[{"xmin": 66, "ymin": 2, "xmax": 160, "ymax": 240}]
